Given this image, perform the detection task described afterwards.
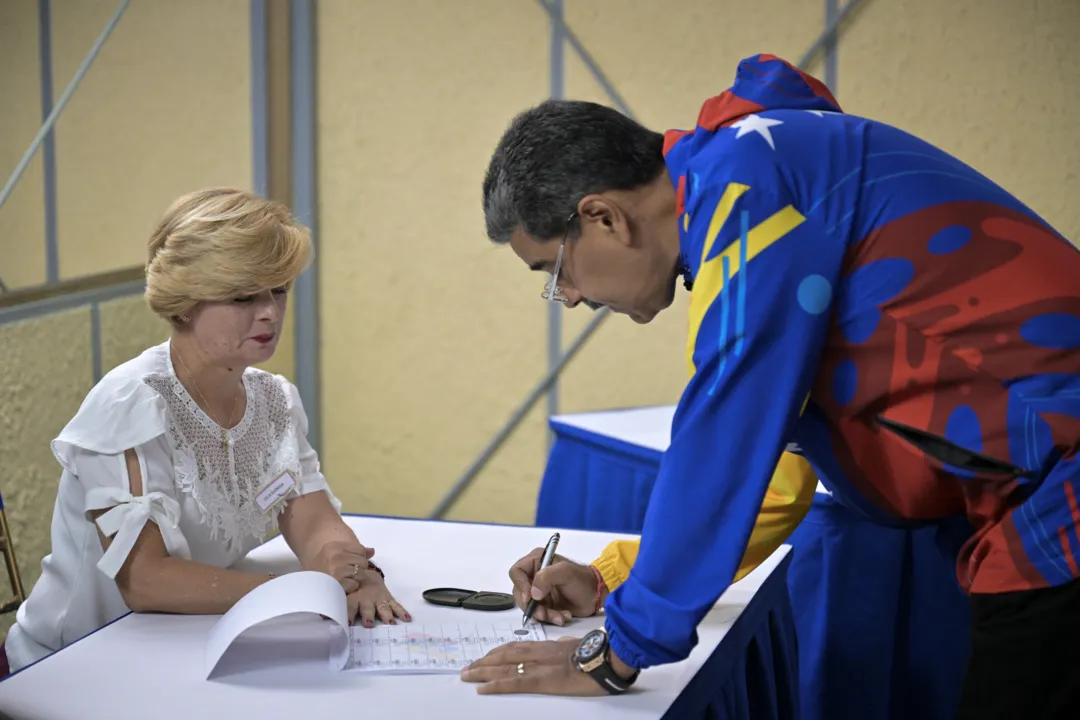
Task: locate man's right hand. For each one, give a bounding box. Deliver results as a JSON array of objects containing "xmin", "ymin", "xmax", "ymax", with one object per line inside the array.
[{"xmin": 508, "ymin": 547, "xmax": 605, "ymax": 626}]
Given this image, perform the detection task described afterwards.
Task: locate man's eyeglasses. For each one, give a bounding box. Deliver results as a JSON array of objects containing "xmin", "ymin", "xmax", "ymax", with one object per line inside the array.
[{"xmin": 542, "ymin": 212, "xmax": 577, "ymax": 304}]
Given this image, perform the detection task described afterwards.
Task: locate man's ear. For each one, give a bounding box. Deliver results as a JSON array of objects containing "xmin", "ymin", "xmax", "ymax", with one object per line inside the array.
[{"xmin": 578, "ymin": 194, "xmax": 632, "ymax": 248}]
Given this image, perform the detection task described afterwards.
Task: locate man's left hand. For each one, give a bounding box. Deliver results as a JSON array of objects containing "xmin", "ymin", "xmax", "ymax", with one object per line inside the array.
[{"xmin": 460, "ymin": 638, "xmax": 604, "ymax": 696}]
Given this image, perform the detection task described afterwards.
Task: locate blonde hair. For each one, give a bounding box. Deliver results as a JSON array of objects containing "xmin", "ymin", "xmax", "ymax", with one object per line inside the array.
[{"xmin": 145, "ymin": 188, "xmax": 312, "ymax": 323}]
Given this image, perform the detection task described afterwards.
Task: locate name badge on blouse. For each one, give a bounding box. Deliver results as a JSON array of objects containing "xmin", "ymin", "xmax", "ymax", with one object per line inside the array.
[{"xmin": 255, "ymin": 470, "xmax": 300, "ymax": 513}]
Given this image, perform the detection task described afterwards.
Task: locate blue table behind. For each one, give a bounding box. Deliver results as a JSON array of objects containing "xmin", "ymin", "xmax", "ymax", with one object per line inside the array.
[{"xmin": 538, "ymin": 411, "xmax": 973, "ymax": 720}]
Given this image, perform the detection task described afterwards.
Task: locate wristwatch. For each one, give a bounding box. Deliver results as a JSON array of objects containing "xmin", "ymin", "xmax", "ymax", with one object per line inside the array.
[{"xmin": 573, "ymin": 628, "xmax": 638, "ymax": 694}]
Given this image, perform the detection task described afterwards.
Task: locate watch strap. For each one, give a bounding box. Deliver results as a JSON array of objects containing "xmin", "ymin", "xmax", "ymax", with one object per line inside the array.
[
  {"xmin": 577, "ymin": 631, "xmax": 638, "ymax": 695},
  {"xmin": 587, "ymin": 656, "xmax": 637, "ymax": 695}
]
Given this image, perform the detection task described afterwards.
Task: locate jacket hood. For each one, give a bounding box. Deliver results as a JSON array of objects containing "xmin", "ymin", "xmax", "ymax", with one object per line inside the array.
[{"xmin": 663, "ymin": 53, "xmax": 843, "ymax": 155}]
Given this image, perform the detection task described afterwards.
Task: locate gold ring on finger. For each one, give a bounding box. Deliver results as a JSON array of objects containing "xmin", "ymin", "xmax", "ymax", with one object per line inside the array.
[
  {"xmin": 517, "ymin": 662, "xmax": 525, "ymax": 675},
  {"xmin": 377, "ymin": 600, "xmax": 391, "ymax": 608},
  {"xmin": 351, "ymin": 564, "xmax": 360, "ymax": 578}
]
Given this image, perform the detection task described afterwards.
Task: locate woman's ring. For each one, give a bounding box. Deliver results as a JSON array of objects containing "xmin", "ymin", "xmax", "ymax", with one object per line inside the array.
[
  {"xmin": 517, "ymin": 662, "xmax": 525, "ymax": 675},
  {"xmin": 350, "ymin": 564, "xmax": 360, "ymax": 578},
  {"xmin": 377, "ymin": 600, "xmax": 391, "ymax": 608}
]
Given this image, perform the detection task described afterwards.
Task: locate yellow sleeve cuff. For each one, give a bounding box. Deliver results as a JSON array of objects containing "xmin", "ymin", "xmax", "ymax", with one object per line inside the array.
[{"xmin": 590, "ymin": 538, "xmax": 640, "ymax": 593}]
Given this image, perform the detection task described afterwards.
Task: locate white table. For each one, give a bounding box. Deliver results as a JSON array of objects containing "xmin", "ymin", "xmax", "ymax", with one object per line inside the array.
[
  {"xmin": 551, "ymin": 405, "xmax": 679, "ymax": 453},
  {"xmin": 0, "ymin": 515, "xmax": 791, "ymax": 720}
]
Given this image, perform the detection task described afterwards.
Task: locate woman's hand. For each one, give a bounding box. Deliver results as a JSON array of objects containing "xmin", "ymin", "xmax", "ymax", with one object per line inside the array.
[
  {"xmin": 307, "ymin": 540, "xmax": 374, "ymax": 593},
  {"xmin": 279, "ymin": 493, "xmax": 378, "ymax": 594},
  {"xmin": 346, "ymin": 570, "xmax": 411, "ymax": 628}
]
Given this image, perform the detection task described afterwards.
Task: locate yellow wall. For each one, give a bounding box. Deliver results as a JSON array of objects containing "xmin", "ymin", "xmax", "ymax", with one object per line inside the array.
[
  {"xmin": 557, "ymin": 0, "xmax": 827, "ymax": 416},
  {"xmin": 315, "ymin": 0, "xmax": 821, "ymax": 524},
  {"xmin": 98, "ymin": 295, "xmax": 169, "ymax": 373},
  {"xmin": 316, "ymin": 0, "xmax": 552, "ymax": 524},
  {"xmin": 839, "ymin": 0, "xmax": 1079, "ymax": 242},
  {"xmin": 1, "ymin": 0, "xmax": 1078, "ymax": 633},
  {"xmin": 0, "ymin": 310, "xmax": 93, "ymax": 634},
  {"xmin": 315, "ymin": 0, "xmax": 1078, "ymax": 526},
  {"xmin": 0, "ymin": 0, "xmax": 270, "ymax": 632},
  {"xmin": 0, "ymin": 1, "xmax": 47, "ymax": 290},
  {"xmin": 50, "ymin": 0, "xmax": 253, "ymax": 279}
]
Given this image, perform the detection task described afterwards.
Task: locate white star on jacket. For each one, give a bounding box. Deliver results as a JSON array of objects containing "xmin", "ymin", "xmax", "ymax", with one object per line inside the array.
[{"xmin": 730, "ymin": 114, "xmax": 784, "ymax": 150}]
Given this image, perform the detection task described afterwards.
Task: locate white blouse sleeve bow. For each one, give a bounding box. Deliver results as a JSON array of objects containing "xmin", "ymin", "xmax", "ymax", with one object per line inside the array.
[
  {"xmin": 50, "ymin": 359, "xmax": 194, "ymax": 576},
  {"xmin": 87, "ymin": 486, "xmax": 190, "ymax": 578}
]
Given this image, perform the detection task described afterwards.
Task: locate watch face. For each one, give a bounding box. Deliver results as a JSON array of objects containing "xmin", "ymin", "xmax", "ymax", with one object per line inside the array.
[{"xmin": 575, "ymin": 630, "xmax": 606, "ymax": 663}]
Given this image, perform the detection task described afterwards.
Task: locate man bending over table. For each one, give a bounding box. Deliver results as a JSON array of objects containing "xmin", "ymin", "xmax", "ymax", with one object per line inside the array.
[{"xmin": 458, "ymin": 54, "xmax": 1080, "ymax": 719}]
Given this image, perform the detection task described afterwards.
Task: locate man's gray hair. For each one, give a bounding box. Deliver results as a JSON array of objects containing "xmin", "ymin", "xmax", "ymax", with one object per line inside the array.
[{"xmin": 482, "ymin": 100, "xmax": 666, "ymax": 245}]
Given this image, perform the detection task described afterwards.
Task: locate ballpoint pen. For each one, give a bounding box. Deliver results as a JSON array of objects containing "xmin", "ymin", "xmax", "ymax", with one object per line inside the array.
[{"xmin": 522, "ymin": 532, "xmax": 560, "ymax": 627}]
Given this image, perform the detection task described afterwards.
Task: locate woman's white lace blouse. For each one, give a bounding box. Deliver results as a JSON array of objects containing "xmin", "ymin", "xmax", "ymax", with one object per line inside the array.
[{"xmin": 4, "ymin": 341, "xmax": 341, "ymax": 671}]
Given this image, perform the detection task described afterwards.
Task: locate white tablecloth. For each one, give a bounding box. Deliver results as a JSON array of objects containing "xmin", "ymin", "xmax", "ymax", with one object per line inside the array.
[{"xmin": 0, "ymin": 515, "xmax": 790, "ymax": 720}]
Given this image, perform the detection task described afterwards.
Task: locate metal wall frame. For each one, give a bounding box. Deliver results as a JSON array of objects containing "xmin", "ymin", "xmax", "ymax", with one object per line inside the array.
[
  {"xmin": 251, "ymin": 0, "xmax": 270, "ymax": 201},
  {"xmin": 0, "ymin": 0, "xmax": 288, "ymax": 394},
  {"xmin": 37, "ymin": 0, "xmax": 59, "ymax": 285},
  {"xmin": 0, "ymin": 0, "xmax": 869, "ymax": 521},
  {"xmin": 290, "ymin": 0, "xmax": 321, "ymax": 454},
  {"xmin": 0, "ymin": 0, "xmax": 131, "ymax": 294},
  {"xmin": 0, "ymin": 0, "xmax": 137, "ymax": 386},
  {"xmin": 429, "ymin": 0, "xmax": 870, "ymax": 518},
  {"xmin": 0, "ymin": 272, "xmax": 146, "ymax": 384}
]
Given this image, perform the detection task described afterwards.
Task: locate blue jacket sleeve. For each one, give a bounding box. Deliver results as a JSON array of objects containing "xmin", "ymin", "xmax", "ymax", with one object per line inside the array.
[{"xmin": 602, "ymin": 154, "xmax": 843, "ymax": 670}]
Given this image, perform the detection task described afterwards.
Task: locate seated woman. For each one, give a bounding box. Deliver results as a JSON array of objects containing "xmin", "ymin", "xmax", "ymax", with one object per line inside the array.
[{"xmin": 3, "ymin": 188, "xmax": 408, "ymax": 674}]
